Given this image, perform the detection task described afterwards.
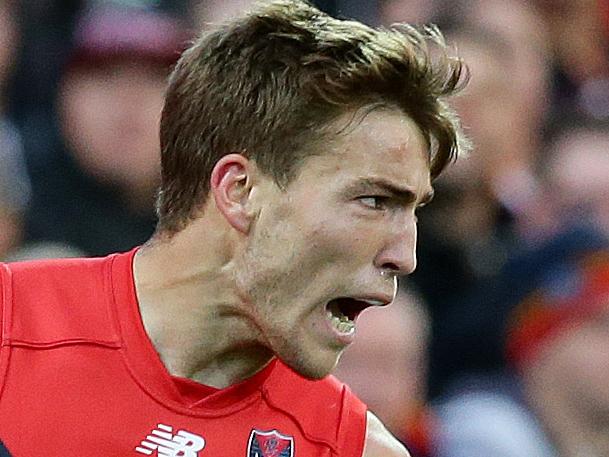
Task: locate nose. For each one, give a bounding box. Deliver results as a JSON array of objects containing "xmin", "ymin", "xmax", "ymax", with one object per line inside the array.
[{"xmin": 374, "ymin": 217, "xmax": 417, "ymax": 276}]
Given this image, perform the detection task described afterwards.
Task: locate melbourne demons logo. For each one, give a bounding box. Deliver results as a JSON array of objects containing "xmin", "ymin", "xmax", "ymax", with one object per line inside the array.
[{"xmin": 247, "ymin": 429, "xmax": 294, "ymax": 457}]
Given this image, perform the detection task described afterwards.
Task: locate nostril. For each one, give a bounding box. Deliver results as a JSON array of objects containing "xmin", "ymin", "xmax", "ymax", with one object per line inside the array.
[{"xmin": 381, "ymin": 262, "xmax": 401, "ymax": 275}]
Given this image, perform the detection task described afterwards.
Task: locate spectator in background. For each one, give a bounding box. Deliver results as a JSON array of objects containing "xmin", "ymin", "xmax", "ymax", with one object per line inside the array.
[
  {"xmin": 0, "ymin": 0, "xmax": 18, "ymax": 101},
  {"xmin": 454, "ymin": 0, "xmax": 551, "ymax": 233},
  {"xmin": 334, "ymin": 285, "xmax": 433, "ymax": 457},
  {"xmin": 542, "ymin": 117, "xmax": 609, "ymax": 236},
  {"xmin": 468, "ymin": 0, "xmax": 549, "ymax": 130},
  {"xmin": 0, "ymin": 0, "xmax": 83, "ymax": 262},
  {"xmin": 0, "ymin": 0, "xmax": 28, "ymax": 260},
  {"xmin": 192, "ymin": 0, "xmax": 256, "ymax": 27},
  {"xmin": 432, "ymin": 225, "xmax": 609, "ymax": 457},
  {"xmin": 191, "ymin": 0, "xmax": 373, "ymax": 29},
  {"xmin": 407, "ymin": 18, "xmax": 552, "ymax": 395},
  {"xmin": 0, "ymin": 146, "xmax": 30, "ymax": 261},
  {"xmin": 533, "ymin": 0, "xmax": 609, "ymax": 120},
  {"xmin": 6, "ymin": 0, "xmax": 83, "ymax": 129},
  {"xmin": 23, "ymin": 4, "xmax": 188, "ymax": 256},
  {"xmin": 377, "ymin": 0, "xmax": 438, "ymax": 25},
  {"xmin": 443, "ymin": 16, "xmax": 549, "ymax": 233}
]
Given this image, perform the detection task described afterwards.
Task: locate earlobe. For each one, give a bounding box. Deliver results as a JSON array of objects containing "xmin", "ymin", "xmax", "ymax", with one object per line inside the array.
[{"xmin": 210, "ymin": 154, "xmax": 254, "ymax": 234}]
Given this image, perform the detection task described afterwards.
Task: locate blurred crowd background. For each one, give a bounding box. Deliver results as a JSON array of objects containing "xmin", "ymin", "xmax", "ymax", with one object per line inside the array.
[{"xmin": 1, "ymin": 0, "xmax": 609, "ymax": 456}]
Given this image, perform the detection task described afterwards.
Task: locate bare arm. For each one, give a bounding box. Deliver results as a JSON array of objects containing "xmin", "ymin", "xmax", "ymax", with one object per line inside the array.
[{"xmin": 363, "ymin": 411, "xmax": 411, "ymax": 457}]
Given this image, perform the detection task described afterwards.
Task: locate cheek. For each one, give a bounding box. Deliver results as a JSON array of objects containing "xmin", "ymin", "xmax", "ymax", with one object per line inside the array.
[
  {"xmin": 240, "ymin": 201, "xmax": 377, "ymax": 305},
  {"xmin": 305, "ymin": 224, "xmax": 351, "ymax": 258},
  {"xmin": 302, "ymin": 215, "xmax": 378, "ymax": 266},
  {"xmin": 238, "ymin": 220, "xmax": 327, "ymax": 305}
]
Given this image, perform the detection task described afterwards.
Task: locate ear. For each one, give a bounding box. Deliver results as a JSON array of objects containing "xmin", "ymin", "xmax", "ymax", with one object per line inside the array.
[{"xmin": 210, "ymin": 153, "xmax": 255, "ymax": 234}]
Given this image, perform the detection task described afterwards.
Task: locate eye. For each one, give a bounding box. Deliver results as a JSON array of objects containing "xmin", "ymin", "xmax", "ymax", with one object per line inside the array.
[{"xmin": 358, "ymin": 196, "xmax": 389, "ymax": 210}]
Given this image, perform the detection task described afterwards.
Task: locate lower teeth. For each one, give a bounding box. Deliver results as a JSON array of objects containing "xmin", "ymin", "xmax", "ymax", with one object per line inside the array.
[{"xmin": 328, "ymin": 313, "xmax": 355, "ymax": 334}]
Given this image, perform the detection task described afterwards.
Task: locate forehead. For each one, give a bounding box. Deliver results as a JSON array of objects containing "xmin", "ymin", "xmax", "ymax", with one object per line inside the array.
[{"xmin": 306, "ymin": 108, "xmax": 432, "ymax": 196}]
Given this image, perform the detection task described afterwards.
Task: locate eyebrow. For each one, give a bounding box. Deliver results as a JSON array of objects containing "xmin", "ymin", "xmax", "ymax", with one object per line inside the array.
[{"xmin": 350, "ymin": 178, "xmax": 435, "ymax": 206}]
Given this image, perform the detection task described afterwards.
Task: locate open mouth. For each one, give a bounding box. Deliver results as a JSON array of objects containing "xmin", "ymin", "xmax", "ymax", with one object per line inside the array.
[{"xmin": 325, "ymin": 297, "xmax": 373, "ymax": 334}]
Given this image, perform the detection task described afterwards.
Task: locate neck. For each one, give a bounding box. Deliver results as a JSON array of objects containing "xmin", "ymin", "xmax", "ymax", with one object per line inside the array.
[{"xmin": 133, "ymin": 219, "xmax": 273, "ymax": 388}]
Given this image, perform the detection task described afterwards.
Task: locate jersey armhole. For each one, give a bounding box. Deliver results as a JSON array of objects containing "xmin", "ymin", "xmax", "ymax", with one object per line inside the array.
[
  {"xmin": 0, "ymin": 263, "xmax": 13, "ymax": 399},
  {"xmin": 336, "ymin": 385, "xmax": 368, "ymax": 457}
]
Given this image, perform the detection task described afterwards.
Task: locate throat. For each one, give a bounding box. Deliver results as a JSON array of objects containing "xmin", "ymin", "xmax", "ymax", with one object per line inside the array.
[
  {"xmin": 134, "ymin": 223, "xmax": 275, "ymax": 389},
  {"xmin": 161, "ymin": 342, "xmax": 275, "ymax": 389}
]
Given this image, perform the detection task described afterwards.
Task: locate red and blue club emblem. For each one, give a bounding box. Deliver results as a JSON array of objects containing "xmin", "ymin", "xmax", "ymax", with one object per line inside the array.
[{"xmin": 247, "ymin": 429, "xmax": 294, "ymax": 457}]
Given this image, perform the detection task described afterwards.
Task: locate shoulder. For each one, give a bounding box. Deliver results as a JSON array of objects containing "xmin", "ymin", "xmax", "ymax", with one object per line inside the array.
[
  {"xmin": 3, "ymin": 255, "xmax": 121, "ymax": 345},
  {"xmin": 363, "ymin": 411, "xmax": 411, "ymax": 457},
  {"xmin": 7, "ymin": 255, "xmax": 108, "ymax": 303}
]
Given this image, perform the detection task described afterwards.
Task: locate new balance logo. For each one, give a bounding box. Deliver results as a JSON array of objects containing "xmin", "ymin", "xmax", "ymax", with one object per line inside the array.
[{"xmin": 135, "ymin": 424, "xmax": 205, "ymax": 456}]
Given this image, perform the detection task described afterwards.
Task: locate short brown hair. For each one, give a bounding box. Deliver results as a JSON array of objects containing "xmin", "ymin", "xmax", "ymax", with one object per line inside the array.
[{"xmin": 157, "ymin": 0, "xmax": 469, "ymax": 234}]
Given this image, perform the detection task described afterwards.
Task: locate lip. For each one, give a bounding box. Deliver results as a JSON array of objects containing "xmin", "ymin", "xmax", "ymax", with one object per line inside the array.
[
  {"xmin": 323, "ymin": 311, "xmax": 357, "ymax": 346},
  {"xmin": 352, "ymin": 294, "xmax": 394, "ymax": 307}
]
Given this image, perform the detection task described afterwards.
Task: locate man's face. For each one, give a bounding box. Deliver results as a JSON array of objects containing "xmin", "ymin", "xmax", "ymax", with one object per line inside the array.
[
  {"xmin": 59, "ymin": 61, "xmax": 165, "ymax": 194},
  {"xmin": 549, "ymin": 130, "xmax": 609, "ymax": 231},
  {"xmin": 236, "ymin": 108, "xmax": 433, "ymax": 379}
]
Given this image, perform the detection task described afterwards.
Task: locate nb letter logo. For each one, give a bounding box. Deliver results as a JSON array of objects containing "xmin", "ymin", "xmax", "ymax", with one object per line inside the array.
[{"xmin": 135, "ymin": 424, "xmax": 205, "ymax": 456}]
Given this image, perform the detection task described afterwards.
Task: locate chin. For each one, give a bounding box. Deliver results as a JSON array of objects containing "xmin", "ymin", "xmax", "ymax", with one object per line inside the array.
[{"xmin": 294, "ymin": 365, "xmax": 332, "ymax": 380}]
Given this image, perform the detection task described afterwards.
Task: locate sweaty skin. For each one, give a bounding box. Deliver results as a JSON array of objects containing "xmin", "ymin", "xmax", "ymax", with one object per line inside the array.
[{"xmin": 134, "ymin": 107, "xmax": 431, "ymax": 457}]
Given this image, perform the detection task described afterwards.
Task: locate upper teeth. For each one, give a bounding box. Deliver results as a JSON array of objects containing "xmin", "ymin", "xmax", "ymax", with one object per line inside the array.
[{"xmin": 361, "ymin": 299, "xmax": 386, "ymax": 306}]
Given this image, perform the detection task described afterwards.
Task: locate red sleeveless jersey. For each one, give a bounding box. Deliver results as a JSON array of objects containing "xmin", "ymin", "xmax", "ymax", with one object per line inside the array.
[{"xmin": 0, "ymin": 250, "xmax": 367, "ymax": 456}]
